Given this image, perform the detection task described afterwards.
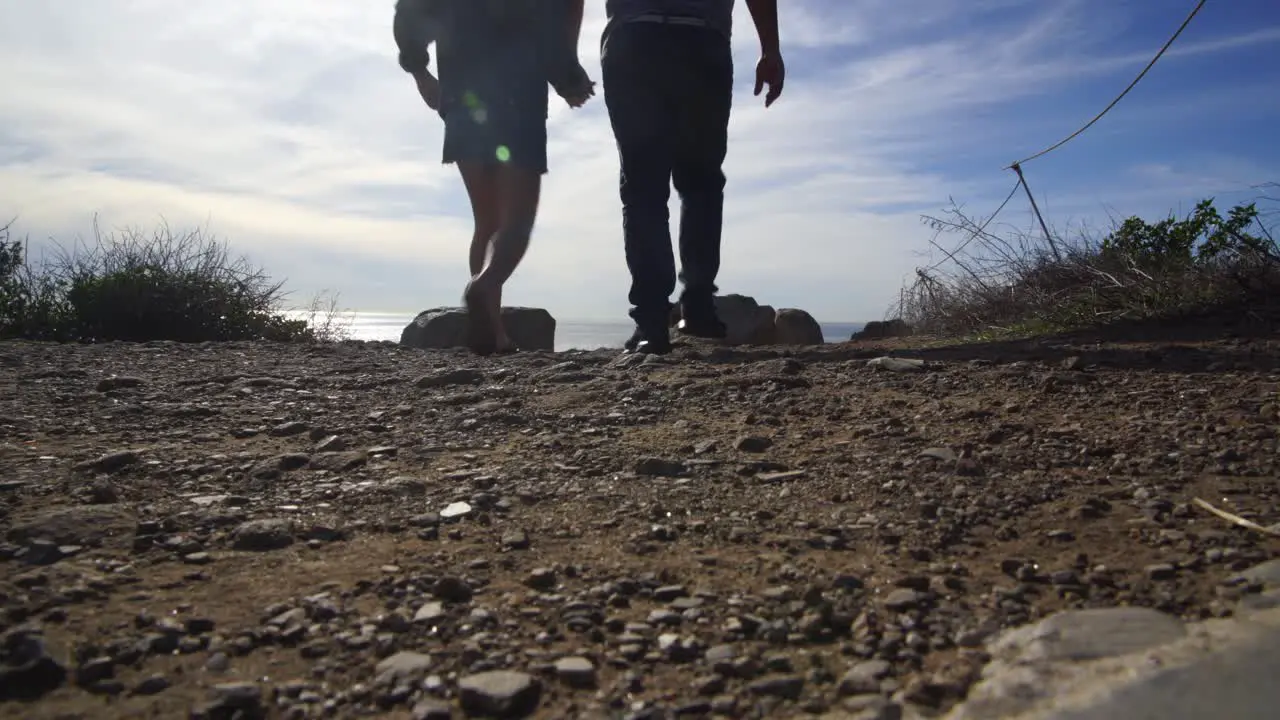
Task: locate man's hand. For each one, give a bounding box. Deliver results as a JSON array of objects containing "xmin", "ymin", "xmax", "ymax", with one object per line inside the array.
[
  {"xmin": 754, "ymin": 52, "xmax": 785, "ymax": 107},
  {"xmin": 745, "ymin": 0, "xmax": 782, "ymax": 106},
  {"xmin": 413, "ymin": 70, "xmax": 441, "ymax": 111}
]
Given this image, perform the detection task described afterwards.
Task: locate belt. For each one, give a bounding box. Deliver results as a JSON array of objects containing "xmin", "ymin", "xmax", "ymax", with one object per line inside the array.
[{"xmin": 628, "ymin": 14, "xmax": 710, "ymax": 27}]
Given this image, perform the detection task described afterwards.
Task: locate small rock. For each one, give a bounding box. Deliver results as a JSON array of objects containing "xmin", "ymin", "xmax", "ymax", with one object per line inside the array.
[
  {"xmin": 201, "ymin": 682, "xmax": 263, "ymax": 717},
  {"xmin": 21, "ymin": 539, "xmax": 65, "ymax": 566},
  {"xmin": 74, "ymin": 450, "xmax": 140, "ymax": 474},
  {"xmin": 133, "ymin": 674, "xmax": 170, "ymax": 695},
  {"xmin": 735, "ymin": 435, "xmax": 773, "ymax": 453},
  {"xmin": 0, "ymin": 628, "xmax": 67, "ymax": 700},
  {"xmin": 411, "ymin": 698, "xmax": 453, "ymax": 720},
  {"xmin": 838, "ymin": 660, "xmax": 891, "ymax": 696},
  {"xmin": 417, "ymin": 369, "xmax": 484, "ymax": 389},
  {"xmin": 433, "ymin": 577, "xmax": 474, "ymax": 604},
  {"xmin": 268, "ymin": 421, "xmax": 310, "ymax": 437},
  {"xmin": 635, "ymin": 458, "xmax": 685, "ymax": 477},
  {"xmin": 205, "ymin": 652, "xmax": 231, "ymax": 673},
  {"xmin": 458, "ymin": 670, "xmax": 542, "ymax": 717},
  {"xmin": 315, "ymin": 435, "xmax": 347, "ymax": 452},
  {"xmin": 441, "ymin": 502, "xmax": 473, "ymax": 520},
  {"xmin": 76, "ymin": 657, "xmax": 114, "ymax": 687},
  {"xmin": 525, "ymin": 568, "xmax": 557, "ymax": 590},
  {"xmin": 554, "ymin": 656, "xmax": 597, "ymax": 688},
  {"xmin": 376, "ymin": 652, "xmax": 433, "ymax": 686},
  {"xmin": 918, "ymin": 447, "xmax": 957, "ymax": 463},
  {"xmin": 747, "ymin": 674, "xmax": 805, "ymax": 700},
  {"xmin": 414, "ymin": 602, "xmax": 446, "ymax": 624},
  {"xmin": 866, "ymin": 357, "xmax": 925, "ymax": 373},
  {"xmin": 883, "ymin": 589, "xmax": 924, "ymax": 611},
  {"xmin": 231, "ymin": 519, "xmax": 294, "ymax": 551},
  {"xmin": 501, "ymin": 530, "xmax": 531, "ymax": 551}
]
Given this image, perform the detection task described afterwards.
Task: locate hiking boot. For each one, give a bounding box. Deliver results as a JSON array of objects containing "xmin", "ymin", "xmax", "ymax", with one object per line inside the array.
[
  {"xmin": 623, "ymin": 319, "xmax": 672, "ymax": 355},
  {"xmin": 675, "ymin": 301, "xmax": 727, "ymax": 340}
]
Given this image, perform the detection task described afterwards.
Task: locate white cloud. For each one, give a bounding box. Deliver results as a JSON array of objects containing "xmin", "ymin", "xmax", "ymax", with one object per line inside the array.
[{"xmin": 0, "ymin": 0, "xmax": 1277, "ymax": 322}]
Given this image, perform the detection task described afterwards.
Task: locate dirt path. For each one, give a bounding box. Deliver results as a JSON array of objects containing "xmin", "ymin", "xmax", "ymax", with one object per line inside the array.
[{"xmin": 1, "ymin": 334, "xmax": 1277, "ymax": 719}]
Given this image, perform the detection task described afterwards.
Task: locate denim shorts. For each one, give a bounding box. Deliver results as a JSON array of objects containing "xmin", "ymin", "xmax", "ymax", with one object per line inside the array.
[
  {"xmin": 436, "ymin": 17, "xmax": 551, "ymax": 174},
  {"xmin": 439, "ymin": 71, "xmax": 549, "ymax": 175}
]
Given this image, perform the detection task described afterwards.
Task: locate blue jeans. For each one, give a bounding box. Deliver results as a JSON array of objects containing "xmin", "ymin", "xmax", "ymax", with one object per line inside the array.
[{"xmin": 601, "ymin": 19, "xmax": 734, "ymax": 325}]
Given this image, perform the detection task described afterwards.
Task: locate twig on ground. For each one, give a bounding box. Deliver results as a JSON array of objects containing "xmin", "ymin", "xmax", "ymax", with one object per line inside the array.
[{"xmin": 1193, "ymin": 497, "xmax": 1280, "ymax": 538}]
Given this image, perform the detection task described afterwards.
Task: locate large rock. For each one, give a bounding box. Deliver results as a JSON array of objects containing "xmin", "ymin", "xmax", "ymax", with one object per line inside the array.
[
  {"xmin": 7, "ymin": 505, "xmax": 135, "ymax": 549},
  {"xmin": 946, "ymin": 604, "xmax": 1280, "ymax": 720},
  {"xmin": 711, "ymin": 294, "xmax": 776, "ymax": 346},
  {"xmin": 400, "ymin": 307, "xmax": 556, "ymax": 351},
  {"xmin": 773, "ymin": 308, "xmax": 824, "ymax": 345},
  {"xmin": 853, "ymin": 318, "xmax": 912, "ymax": 340}
]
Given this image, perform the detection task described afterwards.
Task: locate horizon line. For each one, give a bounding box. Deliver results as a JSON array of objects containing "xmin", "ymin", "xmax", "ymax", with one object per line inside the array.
[{"xmin": 291, "ymin": 310, "xmax": 870, "ymax": 325}]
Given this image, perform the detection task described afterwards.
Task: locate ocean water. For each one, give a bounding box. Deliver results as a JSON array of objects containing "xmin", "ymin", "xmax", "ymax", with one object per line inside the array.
[{"xmin": 323, "ymin": 312, "xmax": 864, "ymax": 351}]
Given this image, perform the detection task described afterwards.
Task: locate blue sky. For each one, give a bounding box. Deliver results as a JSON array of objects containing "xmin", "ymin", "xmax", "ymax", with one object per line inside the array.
[{"xmin": 1, "ymin": 0, "xmax": 1277, "ymax": 323}]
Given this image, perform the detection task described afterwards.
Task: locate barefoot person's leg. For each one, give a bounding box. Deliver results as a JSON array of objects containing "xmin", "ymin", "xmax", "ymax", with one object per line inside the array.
[
  {"xmin": 459, "ymin": 162, "xmax": 500, "ymax": 280},
  {"xmin": 457, "ymin": 30, "xmax": 550, "ymax": 355},
  {"xmin": 465, "ymin": 162, "xmax": 542, "ymax": 353},
  {"xmin": 457, "ymin": 161, "xmax": 517, "ymax": 351}
]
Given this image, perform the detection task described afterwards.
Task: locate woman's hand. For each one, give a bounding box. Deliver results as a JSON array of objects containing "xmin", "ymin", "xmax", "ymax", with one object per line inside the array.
[
  {"xmin": 556, "ymin": 64, "xmax": 595, "ymax": 109},
  {"xmin": 564, "ymin": 80, "xmax": 595, "ymax": 108}
]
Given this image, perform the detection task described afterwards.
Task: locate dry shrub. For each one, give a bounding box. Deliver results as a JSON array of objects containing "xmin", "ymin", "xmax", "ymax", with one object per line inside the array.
[{"xmin": 893, "ymin": 185, "xmax": 1280, "ymax": 339}]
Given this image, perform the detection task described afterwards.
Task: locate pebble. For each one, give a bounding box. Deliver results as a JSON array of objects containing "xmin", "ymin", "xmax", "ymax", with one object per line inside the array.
[
  {"xmin": 746, "ymin": 674, "xmax": 805, "ymax": 700},
  {"xmin": 838, "ymin": 660, "xmax": 892, "ymax": 696},
  {"xmin": 414, "ymin": 602, "xmax": 447, "ymax": 624},
  {"xmin": 132, "ymin": 674, "xmax": 170, "ymax": 695},
  {"xmin": 441, "ymin": 502, "xmax": 472, "ymax": 519},
  {"xmin": 501, "ymin": 530, "xmax": 531, "ymax": 550},
  {"xmin": 884, "ymin": 588, "xmax": 925, "ymax": 611},
  {"xmin": 411, "ymin": 699, "xmax": 454, "ymax": 720},
  {"xmin": 433, "ymin": 577, "xmax": 473, "ymax": 603},
  {"xmin": 376, "ymin": 652, "xmax": 433, "ymax": 686}
]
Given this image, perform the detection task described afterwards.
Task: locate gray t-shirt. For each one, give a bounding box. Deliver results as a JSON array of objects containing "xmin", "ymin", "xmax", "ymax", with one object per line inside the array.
[{"xmin": 605, "ymin": 0, "xmax": 735, "ymax": 38}]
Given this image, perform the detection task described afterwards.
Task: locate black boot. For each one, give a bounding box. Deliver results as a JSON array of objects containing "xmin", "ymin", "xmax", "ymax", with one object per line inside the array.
[
  {"xmin": 623, "ymin": 309, "xmax": 672, "ymax": 355},
  {"xmin": 675, "ymin": 296, "xmax": 726, "ymax": 339}
]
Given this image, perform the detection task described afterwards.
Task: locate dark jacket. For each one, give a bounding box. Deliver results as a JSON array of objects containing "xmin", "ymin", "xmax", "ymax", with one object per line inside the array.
[{"xmin": 392, "ymin": 0, "xmax": 587, "ymax": 99}]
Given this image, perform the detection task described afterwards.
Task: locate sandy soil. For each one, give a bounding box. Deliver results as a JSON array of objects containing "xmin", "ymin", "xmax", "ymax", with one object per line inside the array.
[{"xmin": 2, "ymin": 327, "xmax": 1278, "ymax": 719}]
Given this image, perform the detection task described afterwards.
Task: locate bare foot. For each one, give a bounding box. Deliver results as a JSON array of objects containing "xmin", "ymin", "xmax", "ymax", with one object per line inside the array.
[{"xmin": 462, "ymin": 279, "xmax": 498, "ymax": 356}]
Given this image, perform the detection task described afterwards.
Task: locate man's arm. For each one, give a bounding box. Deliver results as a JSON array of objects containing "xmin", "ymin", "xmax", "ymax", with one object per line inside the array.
[
  {"xmin": 744, "ymin": 0, "xmax": 780, "ymax": 57},
  {"xmin": 745, "ymin": 0, "xmax": 783, "ymax": 106}
]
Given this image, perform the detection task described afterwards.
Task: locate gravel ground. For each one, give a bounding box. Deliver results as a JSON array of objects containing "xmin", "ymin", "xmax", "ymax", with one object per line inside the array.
[{"xmin": 1, "ymin": 332, "xmax": 1278, "ymax": 719}]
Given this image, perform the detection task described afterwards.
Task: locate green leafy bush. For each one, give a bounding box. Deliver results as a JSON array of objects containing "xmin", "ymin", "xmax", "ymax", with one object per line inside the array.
[{"xmin": 0, "ymin": 219, "xmax": 335, "ymax": 343}]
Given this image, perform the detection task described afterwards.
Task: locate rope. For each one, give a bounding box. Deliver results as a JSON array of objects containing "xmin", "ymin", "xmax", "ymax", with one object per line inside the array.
[{"xmin": 1008, "ymin": 0, "xmax": 1210, "ymax": 168}]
